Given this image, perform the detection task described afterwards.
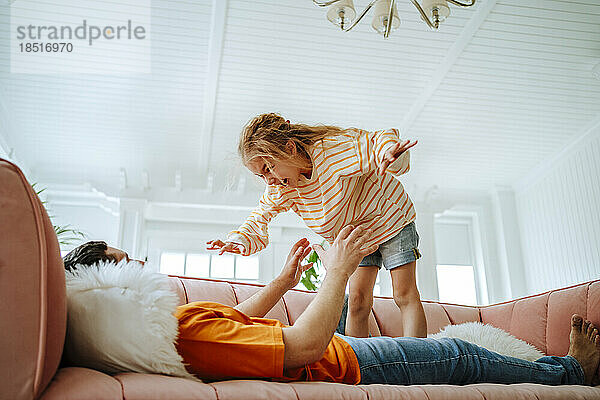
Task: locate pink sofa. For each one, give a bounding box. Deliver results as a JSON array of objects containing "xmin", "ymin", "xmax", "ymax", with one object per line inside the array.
[{"xmin": 2, "ymin": 157, "xmax": 600, "ymax": 400}]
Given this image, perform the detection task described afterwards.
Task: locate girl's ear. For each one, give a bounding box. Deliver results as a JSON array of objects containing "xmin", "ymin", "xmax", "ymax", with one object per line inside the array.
[{"xmin": 286, "ymin": 140, "xmax": 296, "ymax": 155}]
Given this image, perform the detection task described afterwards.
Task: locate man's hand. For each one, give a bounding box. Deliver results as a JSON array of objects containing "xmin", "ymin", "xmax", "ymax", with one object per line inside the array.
[
  {"xmin": 234, "ymin": 238, "xmax": 311, "ymax": 318},
  {"xmin": 378, "ymin": 139, "xmax": 418, "ymax": 176},
  {"xmin": 206, "ymin": 240, "xmax": 245, "ymax": 255},
  {"xmin": 276, "ymin": 238, "xmax": 313, "ymax": 290},
  {"xmin": 312, "ymin": 225, "xmax": 378, "ymax": 279}
]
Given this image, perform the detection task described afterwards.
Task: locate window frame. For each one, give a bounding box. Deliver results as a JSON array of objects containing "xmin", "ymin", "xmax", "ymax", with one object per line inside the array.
[
  {"xmin": 159, "ymin": 250, "xmax": 260, "ymax": 283},
  {"xmin": 434, "ymin": 210, "xmax": 489, "ymax": 305}
]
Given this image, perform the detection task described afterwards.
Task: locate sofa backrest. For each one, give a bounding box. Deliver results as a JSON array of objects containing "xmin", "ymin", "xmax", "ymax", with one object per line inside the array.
[
  {"xmin": 166, "ymin": 276, "xmax": 482, "ymax": 338},
  {"xmin": 481, "ymin": 280, "xmax": 600, "ymax": 356},
  {"xmin": 168, "ymin": 275, "xmax": 600, "ymax": 357},
  {"xmin": 0, "ymin": 159, "xmax": 67, "ymax": 400}
]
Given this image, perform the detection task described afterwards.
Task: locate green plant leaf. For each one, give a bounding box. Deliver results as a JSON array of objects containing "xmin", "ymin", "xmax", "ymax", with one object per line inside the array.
[{"xmin": 300, "ymin": 242, "xmax": 326, "ymax": 291}]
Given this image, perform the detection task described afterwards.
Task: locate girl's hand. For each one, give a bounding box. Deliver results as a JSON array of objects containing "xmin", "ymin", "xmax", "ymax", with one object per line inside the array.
[
  {"xmin": 277, "ymin": 238, "xmax": 313, "ymax": 290},
  {"xmin": 379, "ymin": 139, "xmax": 418, "ymax": 176},
  {"xmin": 206, "ymin": 240, "xmax": 245, "ymax": 255}
]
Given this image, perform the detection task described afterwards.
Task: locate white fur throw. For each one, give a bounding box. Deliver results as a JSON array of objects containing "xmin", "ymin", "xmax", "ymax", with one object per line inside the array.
[
  {"xmin": 429, "ymin": 322, "xmax": 545, "ymax": 361},
  {"xmin": 64, "ymin": 260, "xmax": 197, "ymax": 380}
]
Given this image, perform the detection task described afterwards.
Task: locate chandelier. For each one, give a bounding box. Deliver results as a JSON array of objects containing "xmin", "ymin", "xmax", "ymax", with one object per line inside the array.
[{"xmin": 313, "ymin": 0, "xmax": 476, "ymax": 38}]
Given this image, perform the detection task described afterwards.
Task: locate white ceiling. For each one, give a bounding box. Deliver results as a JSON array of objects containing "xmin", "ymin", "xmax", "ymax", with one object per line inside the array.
[{"xmin": 1, "ymin": 0, "xmax": 599, "ymax": 202}]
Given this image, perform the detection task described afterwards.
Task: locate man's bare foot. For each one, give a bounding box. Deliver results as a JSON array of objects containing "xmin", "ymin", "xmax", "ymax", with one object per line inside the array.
[{"xmin": 567, "ymin": 314, "xmax": 600, "ymax": 385}]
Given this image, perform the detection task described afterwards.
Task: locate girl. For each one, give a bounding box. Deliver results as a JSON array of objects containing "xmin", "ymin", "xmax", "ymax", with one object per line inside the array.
[{"xmin": 207, "ymin": 113, "xmax": 426, "ymax": 338}]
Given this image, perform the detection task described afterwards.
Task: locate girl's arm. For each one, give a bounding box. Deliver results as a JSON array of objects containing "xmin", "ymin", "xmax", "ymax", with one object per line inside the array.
[
  {"xmin": 356, "ymin": 128, "xmax": 417, "ymax": 178},
  {"xmin": 226, "ymin": 186, "xmax": 292, "ymax": 256},
  {"xmin": 234, "ymin": 238, "xmax": 312, "ymax": 317}
]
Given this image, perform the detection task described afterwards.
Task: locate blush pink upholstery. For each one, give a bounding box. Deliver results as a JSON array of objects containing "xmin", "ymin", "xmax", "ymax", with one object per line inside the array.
[{"xmin": 1, "ymin": 157, "xmax": 599, "ymax": 400}]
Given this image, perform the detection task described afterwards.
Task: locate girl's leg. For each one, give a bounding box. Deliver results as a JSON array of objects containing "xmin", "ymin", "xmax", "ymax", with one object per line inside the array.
[
  {"xmin": 389, "ymin": 261, "xmax": 427, "ymax": 338},
  {"xmin": 341, "ymin": 335, "xmax": 585, "ymax": 386},
  {"xmin": 346, "ymin": 266, "xmax": 379, "ymax": 338}
]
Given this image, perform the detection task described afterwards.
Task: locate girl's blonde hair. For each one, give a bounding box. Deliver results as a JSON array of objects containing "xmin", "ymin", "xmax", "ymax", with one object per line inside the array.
[{"xmin": 238, "ymin": 113, "xmax": 344, "ymax": 169}]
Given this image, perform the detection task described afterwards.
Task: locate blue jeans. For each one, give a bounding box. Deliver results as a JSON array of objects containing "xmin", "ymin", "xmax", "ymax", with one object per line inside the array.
[{"xmin": 338, "ymin": 334, "xmax": 584, "ymax": 385}]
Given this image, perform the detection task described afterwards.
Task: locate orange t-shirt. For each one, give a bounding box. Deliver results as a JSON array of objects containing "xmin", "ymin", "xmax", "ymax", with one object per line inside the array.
[{"xmin": 174, "ymin": 301, "xmax": 360, "ymax": 384}]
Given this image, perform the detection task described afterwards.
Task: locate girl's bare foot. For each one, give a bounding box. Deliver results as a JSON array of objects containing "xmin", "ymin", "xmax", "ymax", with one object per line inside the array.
[{"xmin": 567, "ymin": 314, "xmax": 600, "ymax": 385}]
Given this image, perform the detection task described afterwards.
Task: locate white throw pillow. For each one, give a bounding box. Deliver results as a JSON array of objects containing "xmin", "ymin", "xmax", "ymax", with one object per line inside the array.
[
  {"xmin": 64, "ymin": 260, "xmax": 197, "ymax": 380},
  {"xmin": 429, "ymin": 322, "xmax": 545, "ymax": 361}
]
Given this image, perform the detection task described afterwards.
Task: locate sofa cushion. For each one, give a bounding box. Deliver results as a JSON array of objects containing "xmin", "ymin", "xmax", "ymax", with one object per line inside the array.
[
  {"xmin": 480, "ymin": 301, "xmax": 514, "ymax": 333},
  {"xmin": 547, "ymin": 284, "xmax": 589, "ymax": 356},
  {"xmin": 439, "ymin": 304, "xmax": 480, "ymax": 325},
  {"xmin": 112, "ymin": 374, "xmax": 600, "ymax": 400},
  {"xmin": 233, "ymin": 283, "xmax": 289, "ymax": 324},
  {"xmin": 510, "ymin": 292, "xmax": 549, "ymax": 354},
  {"xmin": 183, "ymin": 278, "xmax": 237, "ymax": 306},
  {"xmin": 167, "ymin": 277, "xmax": 187, "ymax": 305},
  {"xmin": 115, "ymin": 373, "xmax": 217, "ymax": 400},
  {"xmin": 40, "ymin": 367, "xmax": 122, "ymax": 400},
  {"xmin": 289, "ymin": 381, "xmax": 368, "ymax": 399}
]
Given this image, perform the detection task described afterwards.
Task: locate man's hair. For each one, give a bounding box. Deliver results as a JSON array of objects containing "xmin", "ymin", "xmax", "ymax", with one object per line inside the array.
[{"xmin": 62, "ymin": 240, "xmax": 110, "ymax": 272}]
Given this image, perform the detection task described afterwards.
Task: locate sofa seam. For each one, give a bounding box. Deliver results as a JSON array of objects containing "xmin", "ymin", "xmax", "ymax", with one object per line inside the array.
[
  {"xmin": 520, "ymin": 386, "xmax": 541, "ymax": 400},
  {"xmin": 356, "ymin": 384, "xmax": 370, "ymax": 400},
  {"xmin": 472, "ymin": 386, "xmax": 488, "ymax": 400},
  {"xmin": 208, "ymin": 382, "xmax": 220, "ymax": 400},
  {"xmin": 440, "ymin": 305, "xmax": 453, "ymax": 325},
  {"xmin": 417, "ymin": 385, "xmax": 432, "ymax": 400},
  {"xmin": 179, "ymin": 277, "xmax": 189, "ymax": 304},
  {"xmin": 231, "ymin": 283, "xmax": 240, "ymax": 305},
  {"xmin": 288, "ymin": 382, "xmax": 301, "ymax": 400},
  {"xmin": 113, "ymin": 375, "xmax": 126, "ymax": 400},
  {"xmin": 371, "ymin": 310, "xmax": 382, "ymax": 337},
  {"xmin": 586, "ymin": 283, "xmax": 590, "ymax": 320},
  {"xmin": 281, "ymin": 295, "xmax": 292, "ymax": 326},
  {"xmin": 544, "ymin": 293, "xmax": 549, "ymax": 355}
]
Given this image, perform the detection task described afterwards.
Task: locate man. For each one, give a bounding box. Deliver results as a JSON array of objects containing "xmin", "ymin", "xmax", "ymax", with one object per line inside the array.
[{"xmin": 62, "ymin": 227, "xmax": 600, "ymax": 386}]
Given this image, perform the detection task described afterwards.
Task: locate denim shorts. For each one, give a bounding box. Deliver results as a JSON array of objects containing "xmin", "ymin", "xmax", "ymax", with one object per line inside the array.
[{"xmin": 359, "ymin": 221, "xmax": 421, "ymax": 270}]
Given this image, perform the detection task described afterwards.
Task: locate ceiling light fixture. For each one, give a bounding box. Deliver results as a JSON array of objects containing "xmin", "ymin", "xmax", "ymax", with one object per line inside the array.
[{"xmin": 313, "ymin": 0, "xmax": 475, "ymax": 38}]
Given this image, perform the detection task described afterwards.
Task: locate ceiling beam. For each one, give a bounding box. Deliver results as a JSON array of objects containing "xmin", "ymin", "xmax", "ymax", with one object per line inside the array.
[
  {"xmin": 400, "ymin": 0, "xmax": 498, "ymax": 134},
  {"xmin": 198, "ymin": 0, "xmax": 229, "ymax": 178}
]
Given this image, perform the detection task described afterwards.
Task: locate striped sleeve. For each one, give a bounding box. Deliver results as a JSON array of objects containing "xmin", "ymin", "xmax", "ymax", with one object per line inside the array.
[
  {"xmin": 227, "ymin": 186, "xmax": 291, "ymax": 255},
  {"xmin": 356, "ymin": 128, "xmax": 410, "ymax": 177}
]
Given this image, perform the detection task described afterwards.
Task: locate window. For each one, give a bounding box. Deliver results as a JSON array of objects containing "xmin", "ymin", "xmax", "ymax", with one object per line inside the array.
[
  {"xmin": 434, "ymin": 212, "xmax": 487, "ymax": 305},
  {"xmin": 159, "ymin": 251, "xmax": 259, "ymax": 282},
  {"xmin": 436, "ymin": 264, "xmax": 477, "ymax": 305}
]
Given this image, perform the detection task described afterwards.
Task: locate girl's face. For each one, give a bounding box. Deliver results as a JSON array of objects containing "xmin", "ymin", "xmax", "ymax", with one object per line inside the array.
[{"xmin": 247, "ymin": 156, "xmax": 311, "ymax": 188}]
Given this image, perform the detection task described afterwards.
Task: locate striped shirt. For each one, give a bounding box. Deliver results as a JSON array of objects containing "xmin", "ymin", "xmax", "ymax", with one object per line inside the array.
[{"xmin": 227, "ymin": 128, "xmax": 416, "ymax": 255}]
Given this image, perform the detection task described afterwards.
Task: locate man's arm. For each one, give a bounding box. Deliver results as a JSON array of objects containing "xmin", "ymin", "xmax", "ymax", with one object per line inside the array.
[
  {"xmin": 235, "ymin": 238, "xmax": 312, "ymax": 318},
  {"xmin": 281, "ymin": 226, "xmax": 377, "ymax": 368}
]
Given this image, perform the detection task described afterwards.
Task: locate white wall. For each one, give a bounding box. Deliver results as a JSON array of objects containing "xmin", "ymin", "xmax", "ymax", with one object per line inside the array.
[
  {"xmin": 43, "ymin": 185, "xmax": 120, "ymax": 253},
  {"xmin": 51, "ymin": 204, "xmax": 120, "ymax": 251},
  {"xmin": 515, "ymin": 121, "xmax": 600, "ymax": 294}
]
